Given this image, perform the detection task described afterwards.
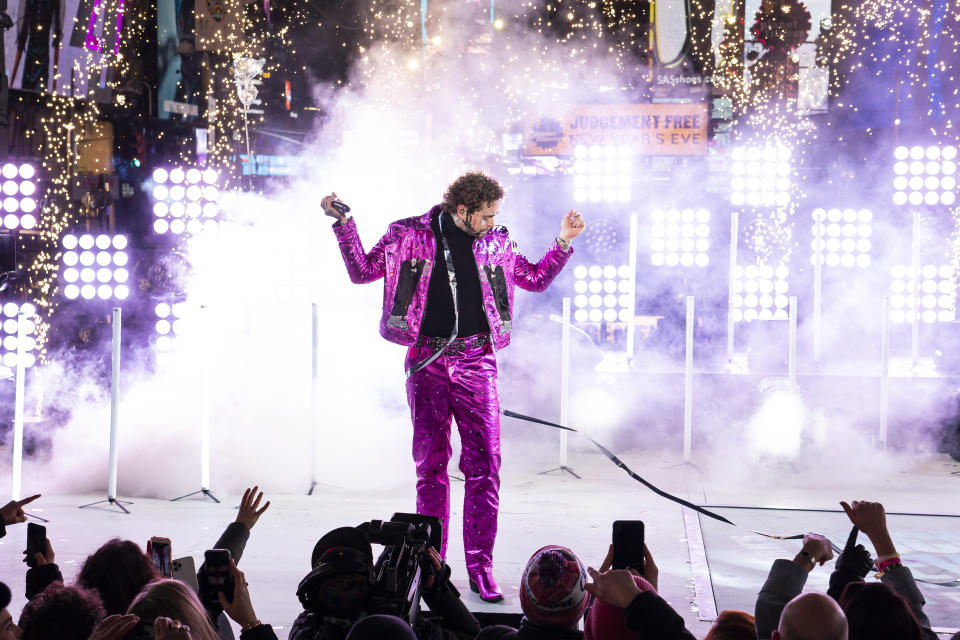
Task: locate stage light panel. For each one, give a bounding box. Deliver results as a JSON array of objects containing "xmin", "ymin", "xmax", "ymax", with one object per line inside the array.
[
  {"xmin": 573, "ymin": 263, "xmax": 633, "ymax": 323},
  {"xmin": 731, "ymin": 264, "xmax": 790, "ymax": 322},
  {"xmin": 730, "ymin": 145, "xmax": 791, "ymax": 207},
  {"xmin": 148, "ymin": 166, "xmax": 222, "ymax": 235},
  {"xmin": 811, "ymin": 208, "xmax": 872, "ymax": 268},
  {"xmin": 0, "ymin": 162, "xmax": 39, "ymax": 231},
  {"xmin": 893, "ymin": 145, "xmax": 958, "ymax": 206},
  {"xmin": 572, "ymin": 144, "xmax": 632, "ymax": 204},
  {"xmin": 60, "ymin": 234, "xmax": 130, "ymax": 301},
  {"xmin": 889, "ymin": 264, "xmax": 956, "ymax": 324},
  {"xmin": 0, "ymin": 301, "xmax": 38, "ymax": 368},
  {"xmin": 153, "ymin": 299, "xmax": 194, "ymax": 352},
  {"xmin": 650, "ymin": 208, "xmax": 710, "ymax": 267}
]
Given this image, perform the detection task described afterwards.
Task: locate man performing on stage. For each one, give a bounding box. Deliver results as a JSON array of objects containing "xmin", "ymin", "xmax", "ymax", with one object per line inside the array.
[{"xmin": 323, "ymin": 172, "xmax": 583, "ymax": 602}]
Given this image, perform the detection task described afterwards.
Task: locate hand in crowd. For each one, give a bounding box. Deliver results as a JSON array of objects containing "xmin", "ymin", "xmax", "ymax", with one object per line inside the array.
[
  {"xmin": 218, "ymin": 558, "xmax": 259, "ymax": 629},
  {"xmin": 236, "ymin": 486, "xmax": 271, "ymax": 531},
  {"xmin": 796, "ymin": 533, "xmax": 835, "ymax": 569},
  {"xmin": 88, "ymin": 614, "xmax": 140, "ymax": 640},
  {"xmin": 841, "ymin": 500, "xmax": 897, "ymax": 557},
  {"xmin": 22, "ymin": 538, "xmax": 54, "ymax": 567},
  {"xmin": 585, "ymin": 567, "xmax": 641, "ymax": 609},
  {"xmin": 598, "ymin": 542, "xmax": 658, "ymax": 591},
  {"xmin": 422, "ymin": 547, "xmax": 443, "ymax": 590},
  {"xmin": 0, "ymin": 494, "xmax": 40, "ymax": 526},
  {"xmin": 154, "ymin": 616, "xmax": 193, "ymax": 640}
]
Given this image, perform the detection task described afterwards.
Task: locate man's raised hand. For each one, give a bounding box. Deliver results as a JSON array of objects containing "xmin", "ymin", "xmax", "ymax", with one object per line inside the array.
[{"xmin": 559, "ymin": 209, "xmax": 585, "ymax": 242}]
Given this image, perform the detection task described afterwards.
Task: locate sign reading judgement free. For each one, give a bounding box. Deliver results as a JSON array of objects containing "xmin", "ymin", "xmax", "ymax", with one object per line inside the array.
[{"xmin": 524, "ymin": 103, "xmax": 708, "ymax": 156}]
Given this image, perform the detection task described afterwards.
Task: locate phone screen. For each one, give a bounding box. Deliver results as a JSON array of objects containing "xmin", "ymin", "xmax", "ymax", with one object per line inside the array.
[
  {"xmin": 202, "ymin": 549, "xmax": 234, "ymax": 603},
  {"xmin": 150, "ymin": 538, "xmax": 172, "ymax": 578},
  {"xmin": 26, "ymin": 522, "xmax": 46, "ymax": 569},
  {"xmin": 611, "ymin": 520, "xmax": 645, "ymax": 573}
]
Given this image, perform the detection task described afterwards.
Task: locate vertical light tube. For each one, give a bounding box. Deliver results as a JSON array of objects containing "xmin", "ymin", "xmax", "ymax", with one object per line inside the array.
[
  {"xmin": 813, "ymin": 239, "xmax": 823, "ymax": 369},
  {"xmin": 911, "ymin": 210, "xmax": 921, "ymax": 368},
  {"xmin": 108, "ymin": 307, "xmax": 121, "ymax": 500},
  {"xmin": 683, "ymin": 296, "xmax": 694, "ymax": 462},
  {"xmin": 11, "ymin": 313, "xmax": 27, "ymax": 500},
  {"xmin": 726, "ymin": 211, "xmax": 739, "ymax": 363},
  {"xmin": 311, "ymin": 302, "xmax": 320, "ymax": 485},
  {"xmin": 626, "ymin": 213, "xmax": 638, "ymax": 359},
  {"xmin": 880, "ymin": 296, "xmax": 890, "ymax": 448},
  {"xmin": 560, "ymin": 297, "xmax": 571, "ymax": 466},
  {"xmin": 788, "ymin": 296, "xmax": 798, "ymax": 391},
  {"xmin": 199, "ymin": 305, "xmax": 210, "ymax": 490}
]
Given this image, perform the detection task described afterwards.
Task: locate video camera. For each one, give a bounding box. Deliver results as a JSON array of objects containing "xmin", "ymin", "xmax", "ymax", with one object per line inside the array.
[{"xmin": 297, "ymin": 513, "xmax": 442, "ymax": 628}]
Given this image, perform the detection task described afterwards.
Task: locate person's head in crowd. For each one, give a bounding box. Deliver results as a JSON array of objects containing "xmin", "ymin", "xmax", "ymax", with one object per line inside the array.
[
  {"xmin": 77, "ymin": 538, "xmax": 160, "ymax": 615},
  {"xmin": 584, "ymin": 573, "xmax": 656, "ymax": 640},
  {"xmin": 344, "ymin": 614, "xmax": 417, "ymax": 640},
  {"xmin": 127, "ymin": 579, "xmax": 219, "ymax": 640},
  {"xmin": 773, "ymin": 592, "xmax": 847, "ymax": 640},
  {"xmin": 519, "ymin": 546, "xmax": 590, "ymax": 629},
  {"xmin": 840, "ymin": 581, "xmax": 922, "ymax": 640},
  {"xmin": 17, "ymin": 582, "xmax": 105, "ymax": 640},
  {"xmin": 0, "ymin": 582, "xmax": 20, "ymax": 640},
  {"xmin": 298, "ymin": 527, "xmax": 375, "ymax": 619},
  {"xmin": 704, "ymin": 610, "xmax": 757, "ymax": 640}
]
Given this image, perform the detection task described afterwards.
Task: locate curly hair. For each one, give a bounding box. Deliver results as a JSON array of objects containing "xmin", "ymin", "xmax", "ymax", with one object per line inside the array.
[
  {"xmin": 127, "ymin": 580, "xmax": 220, "ymax": 640},
  {"xmin": 18, "ymin": 582, "xmax": 105, "ymax": 640},
  {"xmin": 77, "ymin": 538, "xmax": 161, "ymax": 615},
  {"xmin": 441, "ymin": 172, "xmax": 504, "ymax": 220}
]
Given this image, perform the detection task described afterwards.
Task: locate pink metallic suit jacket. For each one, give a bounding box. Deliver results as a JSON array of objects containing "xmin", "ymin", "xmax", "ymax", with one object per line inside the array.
[{"xmin": 333, "ymin": 205, "xmax": 573, "ymax": 350}]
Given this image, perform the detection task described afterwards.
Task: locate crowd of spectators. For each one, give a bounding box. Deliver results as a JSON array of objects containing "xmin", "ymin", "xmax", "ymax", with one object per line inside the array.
[{"xmin": 0, "ymin": 491, "xmax": 953, "ymax": 640}]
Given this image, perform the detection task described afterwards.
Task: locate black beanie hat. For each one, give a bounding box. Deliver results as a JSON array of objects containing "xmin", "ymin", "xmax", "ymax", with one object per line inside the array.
[{"xmin": 0, "ymin": 581, "xmax": 11, "ymax": 610}]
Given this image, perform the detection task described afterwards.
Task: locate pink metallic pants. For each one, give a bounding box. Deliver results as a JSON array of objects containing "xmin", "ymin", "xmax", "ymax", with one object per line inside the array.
[{"xmin": 405, "ymin": 341, "xmax": 501, "ymax": 573}]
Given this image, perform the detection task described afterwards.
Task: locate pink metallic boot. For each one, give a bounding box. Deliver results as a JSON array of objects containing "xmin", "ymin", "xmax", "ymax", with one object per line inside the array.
[{"xmin": 468, "ymin": 568, "xmax": 503, "ymax": 602}]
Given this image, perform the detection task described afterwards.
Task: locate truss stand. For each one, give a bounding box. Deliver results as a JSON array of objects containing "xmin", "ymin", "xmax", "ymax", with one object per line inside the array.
[
  {"xmin": 540, "ymin": 298, "xmax": 580, "ymax": 479},
  {"xmin": 80, "ymin": 308, "xmax": 132, "ymax": 513},
  {"xmin": 174, "ymin": 305, "xmax": 219, "ymax": 503}
]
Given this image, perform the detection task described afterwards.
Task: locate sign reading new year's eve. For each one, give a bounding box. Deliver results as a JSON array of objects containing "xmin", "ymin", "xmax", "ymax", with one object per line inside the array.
[{"xmin": 524, "ymin": 103, "xmax": 708, "ymax": 156}]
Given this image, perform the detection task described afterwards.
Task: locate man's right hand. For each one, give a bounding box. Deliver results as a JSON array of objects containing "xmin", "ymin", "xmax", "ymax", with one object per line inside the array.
[{"xmin": 321, "ymin": 192, "xmax": 346, "ymax": 223}]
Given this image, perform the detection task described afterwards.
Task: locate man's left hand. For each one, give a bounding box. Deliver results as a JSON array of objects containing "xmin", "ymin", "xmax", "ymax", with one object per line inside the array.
[{"xmin": 559, "ymin": 209, "xmax": 585, "ymax": 242}]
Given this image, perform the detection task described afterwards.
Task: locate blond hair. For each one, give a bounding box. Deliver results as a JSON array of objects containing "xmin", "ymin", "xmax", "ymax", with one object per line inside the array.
[{"xmin": 127, "ymin": 579, "xmax": 220, "ymax": 640}]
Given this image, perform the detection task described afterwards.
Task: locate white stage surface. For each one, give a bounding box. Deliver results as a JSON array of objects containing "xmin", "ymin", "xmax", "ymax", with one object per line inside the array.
[{"xmin": 1, "ymin": 449, "xmax": 958, "ymax": 637}]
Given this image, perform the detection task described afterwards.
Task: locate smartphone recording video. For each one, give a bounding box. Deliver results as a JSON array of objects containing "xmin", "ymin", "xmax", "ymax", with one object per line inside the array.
[
  {"xmin": 26, "ymin": 522, "xmax": 46, "ymax": 569},
  {"xmin": 201, "ymin": 549, "xmax": 234, "ymax": 603},
  {"xmin": 611, "ymin": 520, "xmax": 645, "ymax": 573},
  {"xmin": 150, "ymin": 537, "xmax": 172, "ymax": 578}
]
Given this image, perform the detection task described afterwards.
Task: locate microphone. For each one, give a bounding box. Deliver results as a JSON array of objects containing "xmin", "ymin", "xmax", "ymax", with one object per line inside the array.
[{"xmin": 331, "ymin": 200, "xmax": 351, "ymax": 215}]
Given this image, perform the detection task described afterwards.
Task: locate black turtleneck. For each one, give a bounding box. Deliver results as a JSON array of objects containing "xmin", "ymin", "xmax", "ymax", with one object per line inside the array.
[{"xmin": 419, "ymin": 211, "xmax": 490, "ymax": 338}]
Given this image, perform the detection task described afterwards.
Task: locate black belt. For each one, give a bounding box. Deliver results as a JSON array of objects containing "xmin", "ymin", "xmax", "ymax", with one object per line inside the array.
[{"xmin": 416, "ymin": 333, "xmax": 490, "ymax": 355}]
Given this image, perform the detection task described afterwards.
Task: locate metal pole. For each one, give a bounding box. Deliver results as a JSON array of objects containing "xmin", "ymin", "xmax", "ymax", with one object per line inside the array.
[
  {"xmin": 911, "ymin": 210, "xmax": 921, "ymax": 368},
  {"xmin": 683, "ymin": 296, "xmax": 694, "ymax": 461},
  {"xmin": 311, "ymin": 302, "xmax": 320, "ymax": 488},
  {"xmin": 880, "ymin": 296, "xmax": 890, "ymax": 448},
  {"xmin": 813, "ymin": 234, "xmax": 823, "ymax": 369},
  {"xmin": 11, "ymin": 314, "xmax": 27, "ymax": 500},
  {"xmin": 560, "ymin": 297, "xmax": 571, "ymax": 466},
  {"xmin": 726, "ymin": 211, "xmax": 739, "ymax": 363},
  {"xmin": 199, "ymin": 305, "xmax": 210, "ymax": 490},
  {"xmin": 108, "ymin": 307, "xmax": 121, "ymax": 501},
  {"xmin": 626, "ymin": 213, "xmax": 638, "ymax": 360},
  {"xmin": 788, "ymin": 296, "xmax": 798, "ymax": 391}
]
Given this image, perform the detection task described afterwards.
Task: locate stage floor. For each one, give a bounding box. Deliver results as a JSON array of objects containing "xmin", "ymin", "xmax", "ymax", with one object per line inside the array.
[{"xmin": 0, "ymin": 449, "xmax": 957, "ymax": 637}]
